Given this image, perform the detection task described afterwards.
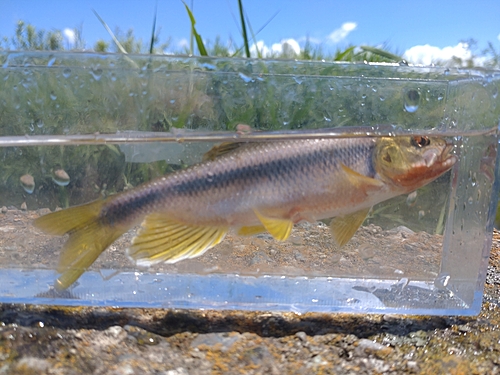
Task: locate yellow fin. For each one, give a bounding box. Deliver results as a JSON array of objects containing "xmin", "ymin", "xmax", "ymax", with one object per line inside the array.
[
  {"xmin": 330, "ymin": 208, "xmax": 370, "ymax": 247},
  {"xmin": 33, "ymin": 200, "xmax": 127, "ymax": 290},
  {"xmin": 253, "ymin": 210, "xmax": 293, "ymax": 241},
  {"xmin": 128, "ymin": 214, "xmax": 228, "ymax": 266},
  {"xmin": 340, "ymin": 164, "xmax": 384, "ymax": 189},
  {"xmin": 202, "ymin": 142, "xmax": 243, "ymax": 161},
  {"xmin": 237, "ymin": 225, "xmax": 267, "ymax": 237}
]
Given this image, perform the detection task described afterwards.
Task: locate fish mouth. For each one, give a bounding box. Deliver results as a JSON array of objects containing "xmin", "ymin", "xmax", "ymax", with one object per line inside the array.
[{"xmin": 422, "ymin": 141, "xmax": 457, "ymax": 174}]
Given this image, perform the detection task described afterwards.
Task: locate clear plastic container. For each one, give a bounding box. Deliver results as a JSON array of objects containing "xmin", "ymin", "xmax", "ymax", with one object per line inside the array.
[{"xmin": 0, "ymin": 52, "xmax": 499, "ymax": 315}]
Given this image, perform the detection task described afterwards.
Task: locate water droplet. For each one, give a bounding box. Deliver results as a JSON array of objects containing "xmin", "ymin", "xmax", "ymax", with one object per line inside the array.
[
  {"xmin": 20, "ymin": 174, "xmax": 35, "ymax": 194},
  {"xmin": 311, "ymin": 298, "xmax": 319, "ymax": 303},
  {"xmin": 50, "ymin": 92, "xmax": 57, "ymax": 101},
  {"xmin": 90, "ymin": 68, "xmax": 103, "ymax": 81},
  {"xmin": 324, "ymin": 116, "xmax": 331, "ymax": 122},
  {"xmin": 434, "ymin": 273, "xmax": 451, "ymax": 289},
  {"xmin": 238, "ymin": 72, "xmax": 253, "ymax": 83},
  {"xmin": 379, "ymin": 96, "xmax": 385, "ymax": 102},
  {"xmin": 201, "ymin": 63, "xmax": 216, "ymax": 70},
  {"xmin": 293, "ymin": 76, "xmax": 303, "ymax": 85},
  {"xmin": 38, "ymin": 321, "xmax": 45, "ymax": 328},
  {"xmin": 396, "ymin": 277, "xmax": 409, "ymax": 290},
  {"xmin": 36, "ymin": 120, "xmax": 44, "ymax": 128},
  {"xmin": 493, "ymin": 86, "xmax": 498, "ymax": 99},
  {"xmin": 63, "ymin": 68, "xmax": 71, "ymax": 78},
  {"xmin": 110, "ymin": 72, "xmax": 117, "ymax": 82},
  {"xmin": 418, "ymin": 210, "xmax": 425, "ymax": 219},
  {"xmin": 404, "ymin": 89, "xmax": 420, "ymax": 113},
  {"xmin": 170, "ymin": 99, "xmax": 176, "ymax": 104},
  {"xmin": 444, "ymin": 69, "xmax": 450, "ymax": 76},
  {"xmin": 52, "ymin": 169, "xmax": 70, "ymax": 186}
]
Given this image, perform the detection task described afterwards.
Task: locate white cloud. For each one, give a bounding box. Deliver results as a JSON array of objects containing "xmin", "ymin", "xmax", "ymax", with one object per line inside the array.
[
  {"xmin": 177, "ymin": 38, "xmax": 189, "ymax": 49},
  {"xmin": 63, "ymin": 28, "xmax": 75, "ymax": 45},
  {"xmin": 327, "ymin": 22, "xmax": 357, "ymax": 43},
  {"xmin": 250, "ymin": 39, "xmax": 300, "ymax": 58},
  {"xmin": 272, "ymin": 39, "xmax": 300, "ymax": 56},
  {"xmin": 403, "ymin": 42, "xmax": 473, "ymax": 66},
  {"xmin": 250, "ymin": 40, "xmax": 270, "ymax": 57}
]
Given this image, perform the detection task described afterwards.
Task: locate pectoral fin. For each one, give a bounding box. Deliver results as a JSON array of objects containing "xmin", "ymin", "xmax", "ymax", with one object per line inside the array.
[
  {"xmin": 253, "ymin": 210, "xmax": 293, "ymax": 241},
  {"xmin": 330, "ymin": 207, "xmax": 370, "ymax": 247},
  {"xmin": 341, "ymin": 164, "xmax": 384, "ymax": 190},
  {"xmin": 128, "ymin": 213, "xmax": 227, "ymax": 266}
]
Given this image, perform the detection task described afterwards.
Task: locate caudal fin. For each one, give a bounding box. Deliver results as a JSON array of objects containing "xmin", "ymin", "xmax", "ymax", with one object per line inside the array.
[{"xmin": 34, "ymin": 200, "xmax": 127, "ymax": 290}]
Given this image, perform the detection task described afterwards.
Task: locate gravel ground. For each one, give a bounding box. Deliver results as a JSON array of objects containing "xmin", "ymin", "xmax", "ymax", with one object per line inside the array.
[{"xmin": 1, "ymin": 211, "xmax": 500, "ymax": 374}]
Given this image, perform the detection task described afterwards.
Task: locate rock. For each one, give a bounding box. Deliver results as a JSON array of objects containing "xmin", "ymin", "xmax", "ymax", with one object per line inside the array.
[
  {"xmin": 190, "ymin": 332, "xmax": 242, "ymax": 352},
  {"xmin": 353, "ymin": 338, "xmax": 393, "ymax": 359},
  {"xmin": 16, "ymin": 357, "xmax": 51, "ymax": 372}
]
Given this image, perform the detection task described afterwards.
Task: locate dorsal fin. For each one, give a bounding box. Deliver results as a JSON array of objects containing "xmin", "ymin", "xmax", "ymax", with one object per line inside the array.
[{"xmin": 202, "ymin": 142, "xmax": 244, "ymax": 161}]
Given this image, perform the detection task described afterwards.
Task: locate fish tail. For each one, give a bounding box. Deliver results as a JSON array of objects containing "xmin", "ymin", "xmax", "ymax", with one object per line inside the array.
[{"xmin": 34, "ymin": 200, "xmax": 127, "ymax": 290}]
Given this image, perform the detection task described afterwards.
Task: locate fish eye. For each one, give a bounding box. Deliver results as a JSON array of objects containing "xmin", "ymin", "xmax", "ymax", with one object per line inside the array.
[{"xmin": 411, "ymin": 136, "xmax": 430, "ymax": 148}]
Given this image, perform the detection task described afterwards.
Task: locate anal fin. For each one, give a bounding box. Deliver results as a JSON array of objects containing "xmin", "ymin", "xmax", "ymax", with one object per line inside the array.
[
  {"xmin": 128, "ymin": 214, "xmax": 227, "ymax": 266},
  {"xmin": 237, "ymin": 225, "xmax": 267, "ymax": 237},
  {"xmin": 253, "ymin": 209, "xmax": 293, "ymax": 241},
  {"xmin": 330, "ymin": 207, "xmax": 370, "ymax": 247}
]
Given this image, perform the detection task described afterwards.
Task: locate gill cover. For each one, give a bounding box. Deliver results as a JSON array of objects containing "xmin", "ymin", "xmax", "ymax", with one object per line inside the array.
[{"xmin": 373, "ymin": 135, "xmax": 454, "ymax": 188}]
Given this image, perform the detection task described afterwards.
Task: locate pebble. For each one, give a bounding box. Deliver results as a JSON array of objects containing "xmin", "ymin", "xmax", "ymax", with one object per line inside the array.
[
  {"xmin": 353, "ymin": 339, "xmax": 393, "ymax": 359},
  {"xmin": 164, "ymin": 368, "xmax": 189, "ymax": 375},
  {"xmin": 295, "ymin": 331, "xmax": 307, "ymax": 342}
]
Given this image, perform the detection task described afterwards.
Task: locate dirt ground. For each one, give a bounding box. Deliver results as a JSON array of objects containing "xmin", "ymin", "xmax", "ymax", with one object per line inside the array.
[{"xmin": 0, "ymin": 207, "xmax": 500, "ymax": 374}]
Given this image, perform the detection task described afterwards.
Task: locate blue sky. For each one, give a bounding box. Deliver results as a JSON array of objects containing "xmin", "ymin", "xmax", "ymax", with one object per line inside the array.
[{"xmin": 1, "ymin": 0, "xmax": 500, "ymax": 64}]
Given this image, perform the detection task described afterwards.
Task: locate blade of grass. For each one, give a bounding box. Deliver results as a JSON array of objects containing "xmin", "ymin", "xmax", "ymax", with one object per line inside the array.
[
  {"xmin": 231, "ymin": 9, "xmax": 279, "ymax": 58},
  {"xmin": 243, "ymin": 12, "xmax": 260, "ymax": 58},
  {"xmin": 237, "ymin": 0, "xmax": 250, "ymax": 58},
  {"xmin": 359, "ymin": 45, "xmax": 402, "ymax": 62},
  {"xmin": 334, "ymin": 45, "xmax": 356, "ymax": 61},
  {"xmin": 183, "ymin": 1, "xmax": 207, "ymax": 56},
  {"xmin": 92, "ymin": 9, "xmax": 128, "ymax": 54},
  {"xmin": 149, "ymin": 3, "xmax": 157, "ymax": 54}
]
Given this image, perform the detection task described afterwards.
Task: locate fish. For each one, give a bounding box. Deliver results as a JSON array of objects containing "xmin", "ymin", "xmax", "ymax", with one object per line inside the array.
[{"xmin": 34, "ymin": 135, "xmax": 456, "ymax": 290}]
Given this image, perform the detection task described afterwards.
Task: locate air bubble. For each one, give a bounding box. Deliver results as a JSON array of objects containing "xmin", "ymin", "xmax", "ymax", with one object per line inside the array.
[
  {"xmin": 404, "ymin": 89, "xmax": 420, "ymax": 113},
  {"xmin": 52, "ymin": 169, "xmax": 70, "ymax": 186},
  {"xmin": 406, "ymin": 191, "xmax": 418, "ymax": 207},
  {"xmin": 20, "ymin": 174, "xmax": 35, "ymax": 194}
]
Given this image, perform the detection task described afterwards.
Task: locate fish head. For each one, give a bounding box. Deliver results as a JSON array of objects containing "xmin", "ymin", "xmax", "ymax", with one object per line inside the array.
[{"xmin": 374, "ymin": 135, "xmax": 457, "ymax": 191}]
